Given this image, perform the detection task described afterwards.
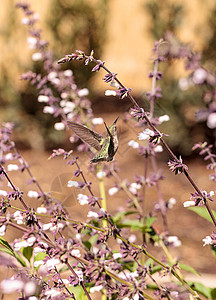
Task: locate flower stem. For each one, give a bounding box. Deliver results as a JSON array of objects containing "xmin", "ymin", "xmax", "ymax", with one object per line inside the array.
[{"xmin": 97, "ymin": 166, "xmax": 107, "ymax": 228}]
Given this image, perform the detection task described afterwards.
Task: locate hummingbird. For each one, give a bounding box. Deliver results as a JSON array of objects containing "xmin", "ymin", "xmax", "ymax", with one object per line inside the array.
[{"xmin": 67, "ymin": 117, "xmax": 119, "ymax": 163}]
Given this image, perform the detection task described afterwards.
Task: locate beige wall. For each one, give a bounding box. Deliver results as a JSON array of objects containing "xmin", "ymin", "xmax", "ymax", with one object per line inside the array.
[
  {"xmin": 0, "ymin": 0, "xmax": 215, "ymax": 96},
  {"xmin": 98, "ymin": 0, "xmax": 215, "ymax": 93}
]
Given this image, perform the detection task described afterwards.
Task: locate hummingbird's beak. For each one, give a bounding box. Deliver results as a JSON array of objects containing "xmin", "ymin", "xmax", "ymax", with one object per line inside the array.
[{"xmin": 113, "ymin": 116, "xmax": 119, "ymax": 124}]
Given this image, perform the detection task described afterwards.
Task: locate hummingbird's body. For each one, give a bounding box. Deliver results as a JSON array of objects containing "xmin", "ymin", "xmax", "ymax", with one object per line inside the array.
[{"xmin": 67, "ymin": 117, "xmax": 119, "ymax": 163}]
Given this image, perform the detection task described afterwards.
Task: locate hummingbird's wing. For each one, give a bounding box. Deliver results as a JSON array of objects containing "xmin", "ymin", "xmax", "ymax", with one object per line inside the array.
[{"xmin": 67, "ymin": 121, "xmax": 103, "ymax": 151}]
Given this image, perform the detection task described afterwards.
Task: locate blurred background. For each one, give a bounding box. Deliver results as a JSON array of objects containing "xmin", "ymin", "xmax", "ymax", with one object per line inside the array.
[{"xmin": 1, "ymin": 0, "xmax": 216, "ymax": 154}]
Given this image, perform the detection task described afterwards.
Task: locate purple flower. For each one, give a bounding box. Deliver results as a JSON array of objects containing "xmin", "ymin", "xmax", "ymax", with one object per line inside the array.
[
  {"xmin": 148, "ymin": 71, "xmax": 162, "ymax": 80},
  {"xmin": 83, "ymin": 50, "xmax": 94, "ymax": 65},
  {"xmin": 146, "ymin": 86, "xmax": 162, "ymax": 101},
  {"xmin": 92, "ymin": 61, "xmax": 105, "ymax": 72},
  {"xmin": 116, "ymin": 87, "xmax": 132, "ymax": 99},
  {"xmin": 190, "ymin": 190, "xmax": 214, "ymax": 206},
  {"xmin": 168, "ymin": 157, "xmax": 188, "ymax": 175},
  {"xmin": 130, "ymin": 107, "xmax": 146, "ymax": 120},
  {"xmin": 57, "ymin": 55, "xmax": 73, "ymax": 64},
  {"xmin": 48, "ymin": 148, "xmax": 66, "ymax": 159},
  {"xmin": 74, "ymin": 169, "xmax": 81, "ymax": 177},
  {"xmin": 103, "ymin": 72, "xmax": 117, "ymax": 83}
]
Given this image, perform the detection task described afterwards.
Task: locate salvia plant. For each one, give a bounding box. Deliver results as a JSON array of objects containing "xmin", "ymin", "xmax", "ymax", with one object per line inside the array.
[{"xmin": 0, "ymin": 2, "xmax": 216, "ymax": 299}]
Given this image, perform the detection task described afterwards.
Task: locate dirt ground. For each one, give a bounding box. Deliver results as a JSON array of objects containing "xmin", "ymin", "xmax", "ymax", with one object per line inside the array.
[
  {"xmin": 1, "ymin": 113, "xmax": 216, "ymax": 298},
  {"xmin": 18, "ymin": 150, "xmax": 215, "ymax": 274}
]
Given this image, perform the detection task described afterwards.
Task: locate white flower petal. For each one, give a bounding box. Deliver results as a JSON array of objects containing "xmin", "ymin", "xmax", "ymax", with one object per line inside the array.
[
  {"xmin": 128, "ymin": 234, "xmax": 137, "ymax": 243},
  {"xmin": 207, "ymin": 113, "xmax": 216, "ymax": 129},
  {"xmin": 179, "ymin": 78, "xmax": 190, "ymax": 91},
  {"xmin": 167, "ymin": 236, "xmax": 181, "ymax": 247},
  {"xmin": 0, "ymin": 190, "xmax": 7, "ymax": 196},
  {"xmin": 209, "ymin": 191, "xmax": 214, "ymax": 197},
  {"xmin": 90, "ymin": 285, "xmax": 103, "ymax": 293},
  {"xmin": 96, "ymin": 171, "xmax": 106, "ymax": 179},
  {"xmin": 77, "ymin": 194, "xmax": 89, "ymax": 205},
  {"xmin": 22, "ymin": 17, "xmax": 30, "ymax": 25},
  {"xmin": 131, "ymin": 183, "xmax": 141, "ymax": 189},
  {"xmin": 193, "ymin": 68, "xmax": 207, "ymax": 84},
  {"xmin": 46, "ymin": 258, "xmax": 60, "ymax": 270},
  {"xmin": 54, "ymin": 122, "xmax": 65, "ymax": 131},
  {"xmin": 36, "ymin": 207, "xmax": 47, "ymax": 214},
  {"xmin": 92, "ymin": 117, "xmax": 104, "ymax": 125},
  {"xmin": 128, "ymin": 140, "xmax": 139, "ymax": 149},
  {"xmin": 158, "ymin": 115, "xmax": 170, "ymax": 123},
  {"xmin": 129, "ymin": 186, "xmax": 137, "ymax": 195},
  {"xmin": 38, "ymin": 95, "xmax": 49, "ymax": 103},
  {"xmin": 24, "ymin": 281, "xmax": 37, "ymax": 296},
  {"xmin": 87, "ymin": 211, "xmax": 98, "ymax": 218},
  {"xmin": 27, "ymin": 191, "xmax": 39, "ymax": 198},
  {"xmin": 32, "ymin": 52, "xmax": 42, "ymax": 61},
  {"xmin": 42, "ymin": 223, "xmax": 53, "ymax": 231},
  {"xmin": 0, "ymin": 225, "xmax": 6, "ymax": 236},
  {"xmin": 34, "ymin": 260, "xmax": 44, "ymax": 267},
  {"xmin": 108, "ymin": 187, "xmax": 118, "ymax": 196},
  {"xmin": 27, "ymin": 236, "xmax": 36, "ymax": 246},
  {"xmin": 183, "ymin": 201, "xmax": 195, "ymax": 207},
  {"xmin": 7, "ymin": 164, "xmax": 19, "ymax": 171},
  {"xmin": 43, "ymin": 106, "xmax": 55, "ymax": 114},
  {"xmin": 167, "ymin": 197, "xmax": 176, "ymax": 208},
  {"xmin": 154, "ymin": 145, "xmax": 163, "ymax": 152},
  {"xmin": 138, "ymin": 129, "xmax": 154, "ymax": 140},
  {"xmin": 27, "ymin": 37, "xmax": 37, "ymax": 49},
  {"xmin": 67, "ymin": 180, "xmax": 79, "ymax": 188},
  {"xmin": 78, "ymin": 88, "xmax": 89, "ymax": 97},
  {"xmin": 45, "ymin": 289, "xmax": 61, "ymax": 297},
  {"xmin": 5, "ymin": 153, "xmax": 13, "ymax": 160},
  {"xmin": 47, "ymin": 72, "xmax": 57, "ymax": 81},
  {"xmin": 64, "ymin": 69, "xmax": 73, "ymax": 77},
  {"xmin": 1, "ymin": 279, "xmax": 24, "ymax": 294},
  {"xmin": 113, "ymin": 252, "xmax": 122, "ymax": 259},
  {"xmin": 105, "ymin": 90, "xmax": 117, "ymax": 96},
  {"xmin": 202, "ymin": 235, "xmax": 212, "ymax": 246},
  {"xmin": 71, "ymin": 249, "xmax": 81, "ymax": 257},
  {"xmin": 75, "ymin": 270, "xmax": 83, "ymax": 281}
]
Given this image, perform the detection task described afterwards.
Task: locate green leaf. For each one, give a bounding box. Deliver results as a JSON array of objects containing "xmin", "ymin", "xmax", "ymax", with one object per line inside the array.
[
  {"xmin": 119, "ymin": 219, "xmax": 145, "ymax": 231},
  {"xmin": 145, "ymin": 216, "xmax": 156, "ymax": 227},
  {"xmin": 0, "ymin": 247, "xmax": 27, "ymax": 267},
  {"xmin": 188, "ymin": 281, "xmax": 216, "ymax": 299},
  {"xmin": 22, "ymin": 246, "xmax": 33, "ymax": 262},
  {"xmin": 82, "ymin": 241, "xmax": 91, "ymax": 251},
  {"xmin": 14, "ymin": 252, "xmax": 28, "ymax": 267},
  {"xmin": 178, "ymin": 263, "xmax": 200, "ymax": 276},
  {"xmin": 68, "ymin": 285, "xmax": 86, "ymax": 300},
  {"xmin": 83, "ymin": 234, "xmax": 98, "ymax": 250},
  {"xmin": 112, "ymin": 210, "xmax": 137, "ymax": 223},
  {"xmin": 189, "ymin": 207, "xmax": 216, "ymax": 224},
  {"xmin": 88, "ymin": 234, "xmax": 98, "ymax": 247},
  {"xmin": 147, "ymin": 283, "xmax": 158, "ymax": 290},
  {"xmin": 34, "ymin": 252, "xmax": 47, "ymax": 271},
  {"xmin": 121, "ymin": 260, "xmax": 137, "ymax": 272},
  {"xmin": 34, "ymin": 251, "xmax": 47, "ymax": 262},
  {"xmin": 150, "ymin": 265, "xmax": 162, "ymax": 274},
  {"xmin": 0, "ymin": 238, "xmax": 27, "ymax": 267},
  {"xmin": 0, "ymin": 237, "xmax": 14, "ymax": 253}
]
